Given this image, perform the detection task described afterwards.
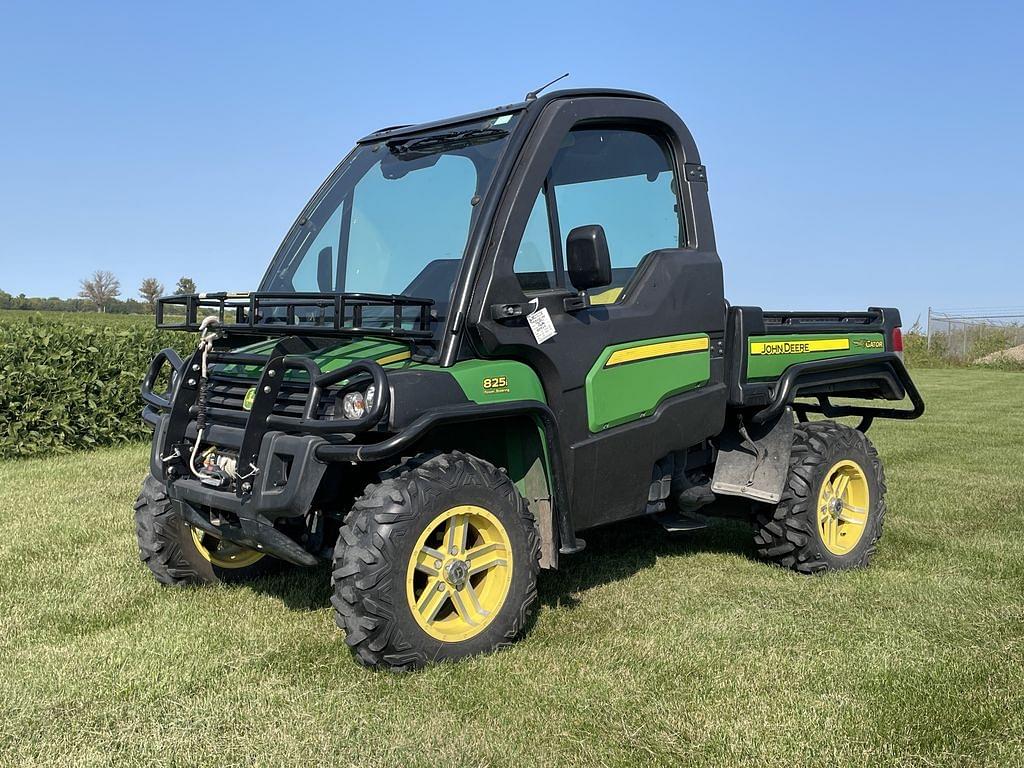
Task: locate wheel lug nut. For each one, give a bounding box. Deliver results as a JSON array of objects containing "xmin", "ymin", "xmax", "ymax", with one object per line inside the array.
[
  {"xmin": 449, "ymin": 546, "xmax": 458, "ymax": 555},
  {"xmin": 436, "ymin": 582, "xmax": 446, "ymax": 591},
  {"xmin": 434, "ymin": 559, "xmax": 443, "ymax": 569}
]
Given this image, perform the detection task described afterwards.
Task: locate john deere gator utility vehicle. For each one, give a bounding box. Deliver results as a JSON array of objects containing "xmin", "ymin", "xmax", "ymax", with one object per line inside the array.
[{"xmin": 137, "ymin": 88, "xmax": 923, "ymax": 669}]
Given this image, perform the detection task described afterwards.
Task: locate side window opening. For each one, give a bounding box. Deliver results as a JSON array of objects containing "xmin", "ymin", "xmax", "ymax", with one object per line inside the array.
[
  {"xmin": 512, "ymin": 190, "xmax": 556, "ymax": 292},
  {"xmin": 512, "ymin": 126, "xmax": 683, "ymax": 303}
]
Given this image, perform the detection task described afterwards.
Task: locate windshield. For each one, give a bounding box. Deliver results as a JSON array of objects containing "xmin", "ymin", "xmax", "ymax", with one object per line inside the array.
[{"xmin": 261, "ymin": 113, "xmax": 520, "ymax": 335}]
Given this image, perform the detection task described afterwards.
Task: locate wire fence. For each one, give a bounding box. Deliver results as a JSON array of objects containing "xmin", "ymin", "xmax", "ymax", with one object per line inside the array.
[{"xmin": 926, "ymin": 307, "xmax": 1024, "ymax": 363}]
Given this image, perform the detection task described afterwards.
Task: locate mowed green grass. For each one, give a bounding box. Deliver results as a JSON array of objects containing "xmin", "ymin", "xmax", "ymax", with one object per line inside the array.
[{"xmin": 0, "ymin": 369, "xmax": 1021, "ymax": 767}]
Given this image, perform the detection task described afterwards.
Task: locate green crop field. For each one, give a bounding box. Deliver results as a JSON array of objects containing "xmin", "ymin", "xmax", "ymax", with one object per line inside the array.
[
  {"xmin": 0, "ymin": 309, "xmax": 155, "ymax": 327},
  {"xmin": 1, "ymin": 368, "xmax": 1022, "ymax": 767}
]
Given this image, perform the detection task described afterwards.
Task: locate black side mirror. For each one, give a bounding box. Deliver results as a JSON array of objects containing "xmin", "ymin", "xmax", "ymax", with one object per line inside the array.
[
  {"xmin": 317, "ymin": 246, "xmax": 333, "ymax": 292},
  {"xmin": 565, "ymin": 224, "xmax": 612, "ymax": 292}
]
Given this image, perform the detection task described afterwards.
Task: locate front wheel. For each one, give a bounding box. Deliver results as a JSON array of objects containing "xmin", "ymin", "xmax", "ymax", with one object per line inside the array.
[
  {"xmin": 331, "ymin": 451, "xmax": 541, "ymax": 670},
  {"xmin": 134, "ymin": 475, "xmax": 279, "ymax": 585},
  {"xmin": 753, "ymin": 421, "xmax": 887, "ymax": 574}
]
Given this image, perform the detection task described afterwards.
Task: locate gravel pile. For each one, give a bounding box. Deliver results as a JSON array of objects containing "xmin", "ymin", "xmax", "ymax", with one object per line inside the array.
[{"xmin": 977, "ymin": 343, "xmax": 1024, "ymax": 364}]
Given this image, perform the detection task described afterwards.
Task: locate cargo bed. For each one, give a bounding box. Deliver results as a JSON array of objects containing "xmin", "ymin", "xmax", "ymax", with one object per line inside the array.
[{"xmin": 724, "ymin": 305, "xmax": 923, "ymax": 430}]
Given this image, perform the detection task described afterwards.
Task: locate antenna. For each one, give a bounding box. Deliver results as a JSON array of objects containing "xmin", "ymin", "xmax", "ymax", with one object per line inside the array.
[{"xmin": 525, "ymin": 72, "xmax": 570, "ymax": 101}]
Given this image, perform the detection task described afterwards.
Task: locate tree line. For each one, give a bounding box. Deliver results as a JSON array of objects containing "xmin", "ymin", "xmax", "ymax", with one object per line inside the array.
[{"xmin": 1, "ymin": 274, "xmax": 198, "ymax": 314}]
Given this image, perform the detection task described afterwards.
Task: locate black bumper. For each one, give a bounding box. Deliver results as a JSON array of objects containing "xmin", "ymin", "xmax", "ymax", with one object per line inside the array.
[
  {"xmin": 149, "ymin": 414, "xmax": 327, "ymax": 566},
  {"xmin": 140, "ymin": 341, "xmax": 392, "ymax": 567}
]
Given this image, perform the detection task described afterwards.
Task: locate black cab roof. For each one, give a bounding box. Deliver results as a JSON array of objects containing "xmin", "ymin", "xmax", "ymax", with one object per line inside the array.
[{"xmin": 357, "ymin": 88, "xmax": 661, "ymax": 144}]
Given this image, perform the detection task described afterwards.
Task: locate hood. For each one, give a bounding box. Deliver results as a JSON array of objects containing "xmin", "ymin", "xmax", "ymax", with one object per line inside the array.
[{"xmin": 213, "ymin": 336, "xmax": 416, "ymax": 380}]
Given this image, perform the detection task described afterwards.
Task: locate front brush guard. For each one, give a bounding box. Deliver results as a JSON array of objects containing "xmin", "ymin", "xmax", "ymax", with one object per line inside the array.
[
  {"xmin": 142, "ymin": 335, "xmax": 390, "ymax": 493},
  {"xmin": 141, "ymin": 336, "xmax": 392, "ymax": 565}
]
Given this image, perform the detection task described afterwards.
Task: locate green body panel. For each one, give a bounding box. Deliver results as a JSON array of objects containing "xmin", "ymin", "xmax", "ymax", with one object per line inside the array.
[
  {"xmin": 445, "ymin": 358, "xmax": 547, "ymax": 404},
  {"xmin": 217, "ymin": 335, "xmax": 552, "ymax": 409},
  {"xmin": 213, "ymin": 338, "xmax": 547, "ymax": 407},
  {"xmin": 212, "ymin": 337, "xmax": 551, "ymax": 495},
  {"xmin": 209, "ymin": 333, "xmax": 552, "ymax": 495},
  {"xmin": 318, "ymin": 340, "xmax": 413, "ymax": 372},
  {"xmin": 745, "ymin": 333, "xmax": 885, "ymax": 381},
  {"xmin": 584, "ymin": 333, "xmax": 710, "ymax": 433},
  {"xmin": 435, "ymin": 361, "xmax": 549, "ymax": 497}
]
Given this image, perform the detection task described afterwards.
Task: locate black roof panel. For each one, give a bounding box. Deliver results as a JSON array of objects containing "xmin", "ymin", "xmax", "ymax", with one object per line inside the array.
[{"xmin": 357, "ymin": 88, "xmax": 661, "ymax": 144}]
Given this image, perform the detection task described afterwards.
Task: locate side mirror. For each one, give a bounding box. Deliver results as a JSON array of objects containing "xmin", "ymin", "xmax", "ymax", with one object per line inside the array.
[
  {"xmin": 317, "ymin": 246, "xmax": 333, "ymax": 292},
  {"xmin": 565, "ymin": 224, "xmax": 612, "ymax": 292}
]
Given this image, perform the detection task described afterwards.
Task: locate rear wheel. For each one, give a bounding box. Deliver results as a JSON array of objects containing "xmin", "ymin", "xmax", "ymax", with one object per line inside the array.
[
  {"xmin": 753, "ymin": 421, "xmax": 886, "ymax": 574},
  {"xmin": 331, "ymin": 451, "xmax": 540, "ymax": 670},
  {"xmin": 134, "ymin": 475, "xmax": 279, "ymax": 585}
]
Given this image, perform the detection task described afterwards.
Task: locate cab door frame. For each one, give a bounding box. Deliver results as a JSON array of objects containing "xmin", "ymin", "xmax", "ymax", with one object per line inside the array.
[{"xmin": 464, "ymin": 95, "xmax": 728, "ymax": 530}]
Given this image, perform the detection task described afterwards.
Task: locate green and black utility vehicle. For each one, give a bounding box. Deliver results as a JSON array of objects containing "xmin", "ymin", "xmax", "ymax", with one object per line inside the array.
[{"xmin": 137, "ymin": 88, "xmax": 923, "ymax": 669}]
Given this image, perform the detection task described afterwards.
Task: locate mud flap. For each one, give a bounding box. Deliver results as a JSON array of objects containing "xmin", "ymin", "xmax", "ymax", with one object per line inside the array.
[{"xmin": 711, "ymin": 409, "xmax": 793, "ymax": 504}]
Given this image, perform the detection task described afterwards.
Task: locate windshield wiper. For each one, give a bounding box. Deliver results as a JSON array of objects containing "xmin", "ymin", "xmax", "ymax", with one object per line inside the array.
[{"xmin": 387, "ymin": 127, "xmax": 509, "ymax": 157}]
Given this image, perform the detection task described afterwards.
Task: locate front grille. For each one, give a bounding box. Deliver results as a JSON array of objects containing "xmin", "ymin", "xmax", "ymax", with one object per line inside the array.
[{"xmin": 207, "ymin": 376, "xmax": 334, "ymax": 420}]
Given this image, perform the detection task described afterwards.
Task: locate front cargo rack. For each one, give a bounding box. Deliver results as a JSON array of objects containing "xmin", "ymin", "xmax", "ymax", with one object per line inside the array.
[{"xmin": 156, "ymin": 291, "xmax": 435, "ymax": 339}]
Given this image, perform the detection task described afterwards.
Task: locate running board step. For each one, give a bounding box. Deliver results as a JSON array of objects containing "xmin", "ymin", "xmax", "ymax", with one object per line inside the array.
[{"xmin": 652, "ymin": 511, "xmax": 709, "ymax": 533}]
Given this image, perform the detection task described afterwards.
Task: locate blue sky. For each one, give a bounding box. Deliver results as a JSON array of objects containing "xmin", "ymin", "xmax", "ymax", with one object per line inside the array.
[{"xmin": 0, "ymin": 1, "xmax": 1021, "ymax": 327}]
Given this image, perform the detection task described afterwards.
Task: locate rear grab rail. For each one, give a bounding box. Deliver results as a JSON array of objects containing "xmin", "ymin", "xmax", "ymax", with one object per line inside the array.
[{"xmin": 752, "ymin": 352, "xmax": 924, "ymax": 431}]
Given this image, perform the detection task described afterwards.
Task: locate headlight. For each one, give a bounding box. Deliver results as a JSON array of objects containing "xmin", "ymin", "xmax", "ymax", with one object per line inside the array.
[
  {"xmin": 341, "ymin": 391, "xmax": 365, "ymax": 420},
  {"xmin": 342, "ymin": 387, "xmax": 378, "ymax": 423},
  {"xmin": 341, "ymin": 385, "xmax": 376, "ymax": 420}
]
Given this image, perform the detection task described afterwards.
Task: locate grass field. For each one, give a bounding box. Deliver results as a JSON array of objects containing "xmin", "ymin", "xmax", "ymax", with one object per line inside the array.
[{"xmin": 1, "ymin": 368, "xmax": 1022, "ymax": 767}]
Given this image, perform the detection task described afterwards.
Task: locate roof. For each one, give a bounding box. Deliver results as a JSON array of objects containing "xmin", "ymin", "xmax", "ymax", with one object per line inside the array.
[{"xmin": 357, "ymin": 88, "xmax": 661, "ymax": 144}]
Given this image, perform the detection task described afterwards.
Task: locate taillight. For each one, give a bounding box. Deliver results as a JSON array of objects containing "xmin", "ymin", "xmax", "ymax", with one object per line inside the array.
[{"xmin": 891, "ymin": 327, "xmax": 904, "ymax": 355}]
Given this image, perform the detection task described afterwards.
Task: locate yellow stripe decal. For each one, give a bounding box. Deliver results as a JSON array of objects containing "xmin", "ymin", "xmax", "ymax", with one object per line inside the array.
[
  {"xmin": 605, "ymin": 337, "xmax": 709, "ymax": 367},
  {"xmin": 376, "ymin": 350, "xmax": 412, "ymax": 366},
  {"xmin": 749, "ymin": 338, "xmax": 850, "ymax": 356}
]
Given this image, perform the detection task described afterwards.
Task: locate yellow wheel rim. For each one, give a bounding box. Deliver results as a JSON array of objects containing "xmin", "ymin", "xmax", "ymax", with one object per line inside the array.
[
  {"xmin": 816, "ymin": 459, "xmax": 870, "ymax": 555},
  {"xmin": 405, "ymin": 505, "xmax": 514, "ymax": 643},
  {"xmin": 190, "ymin": 527, "xmax": 265, "ymax": 569}
]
